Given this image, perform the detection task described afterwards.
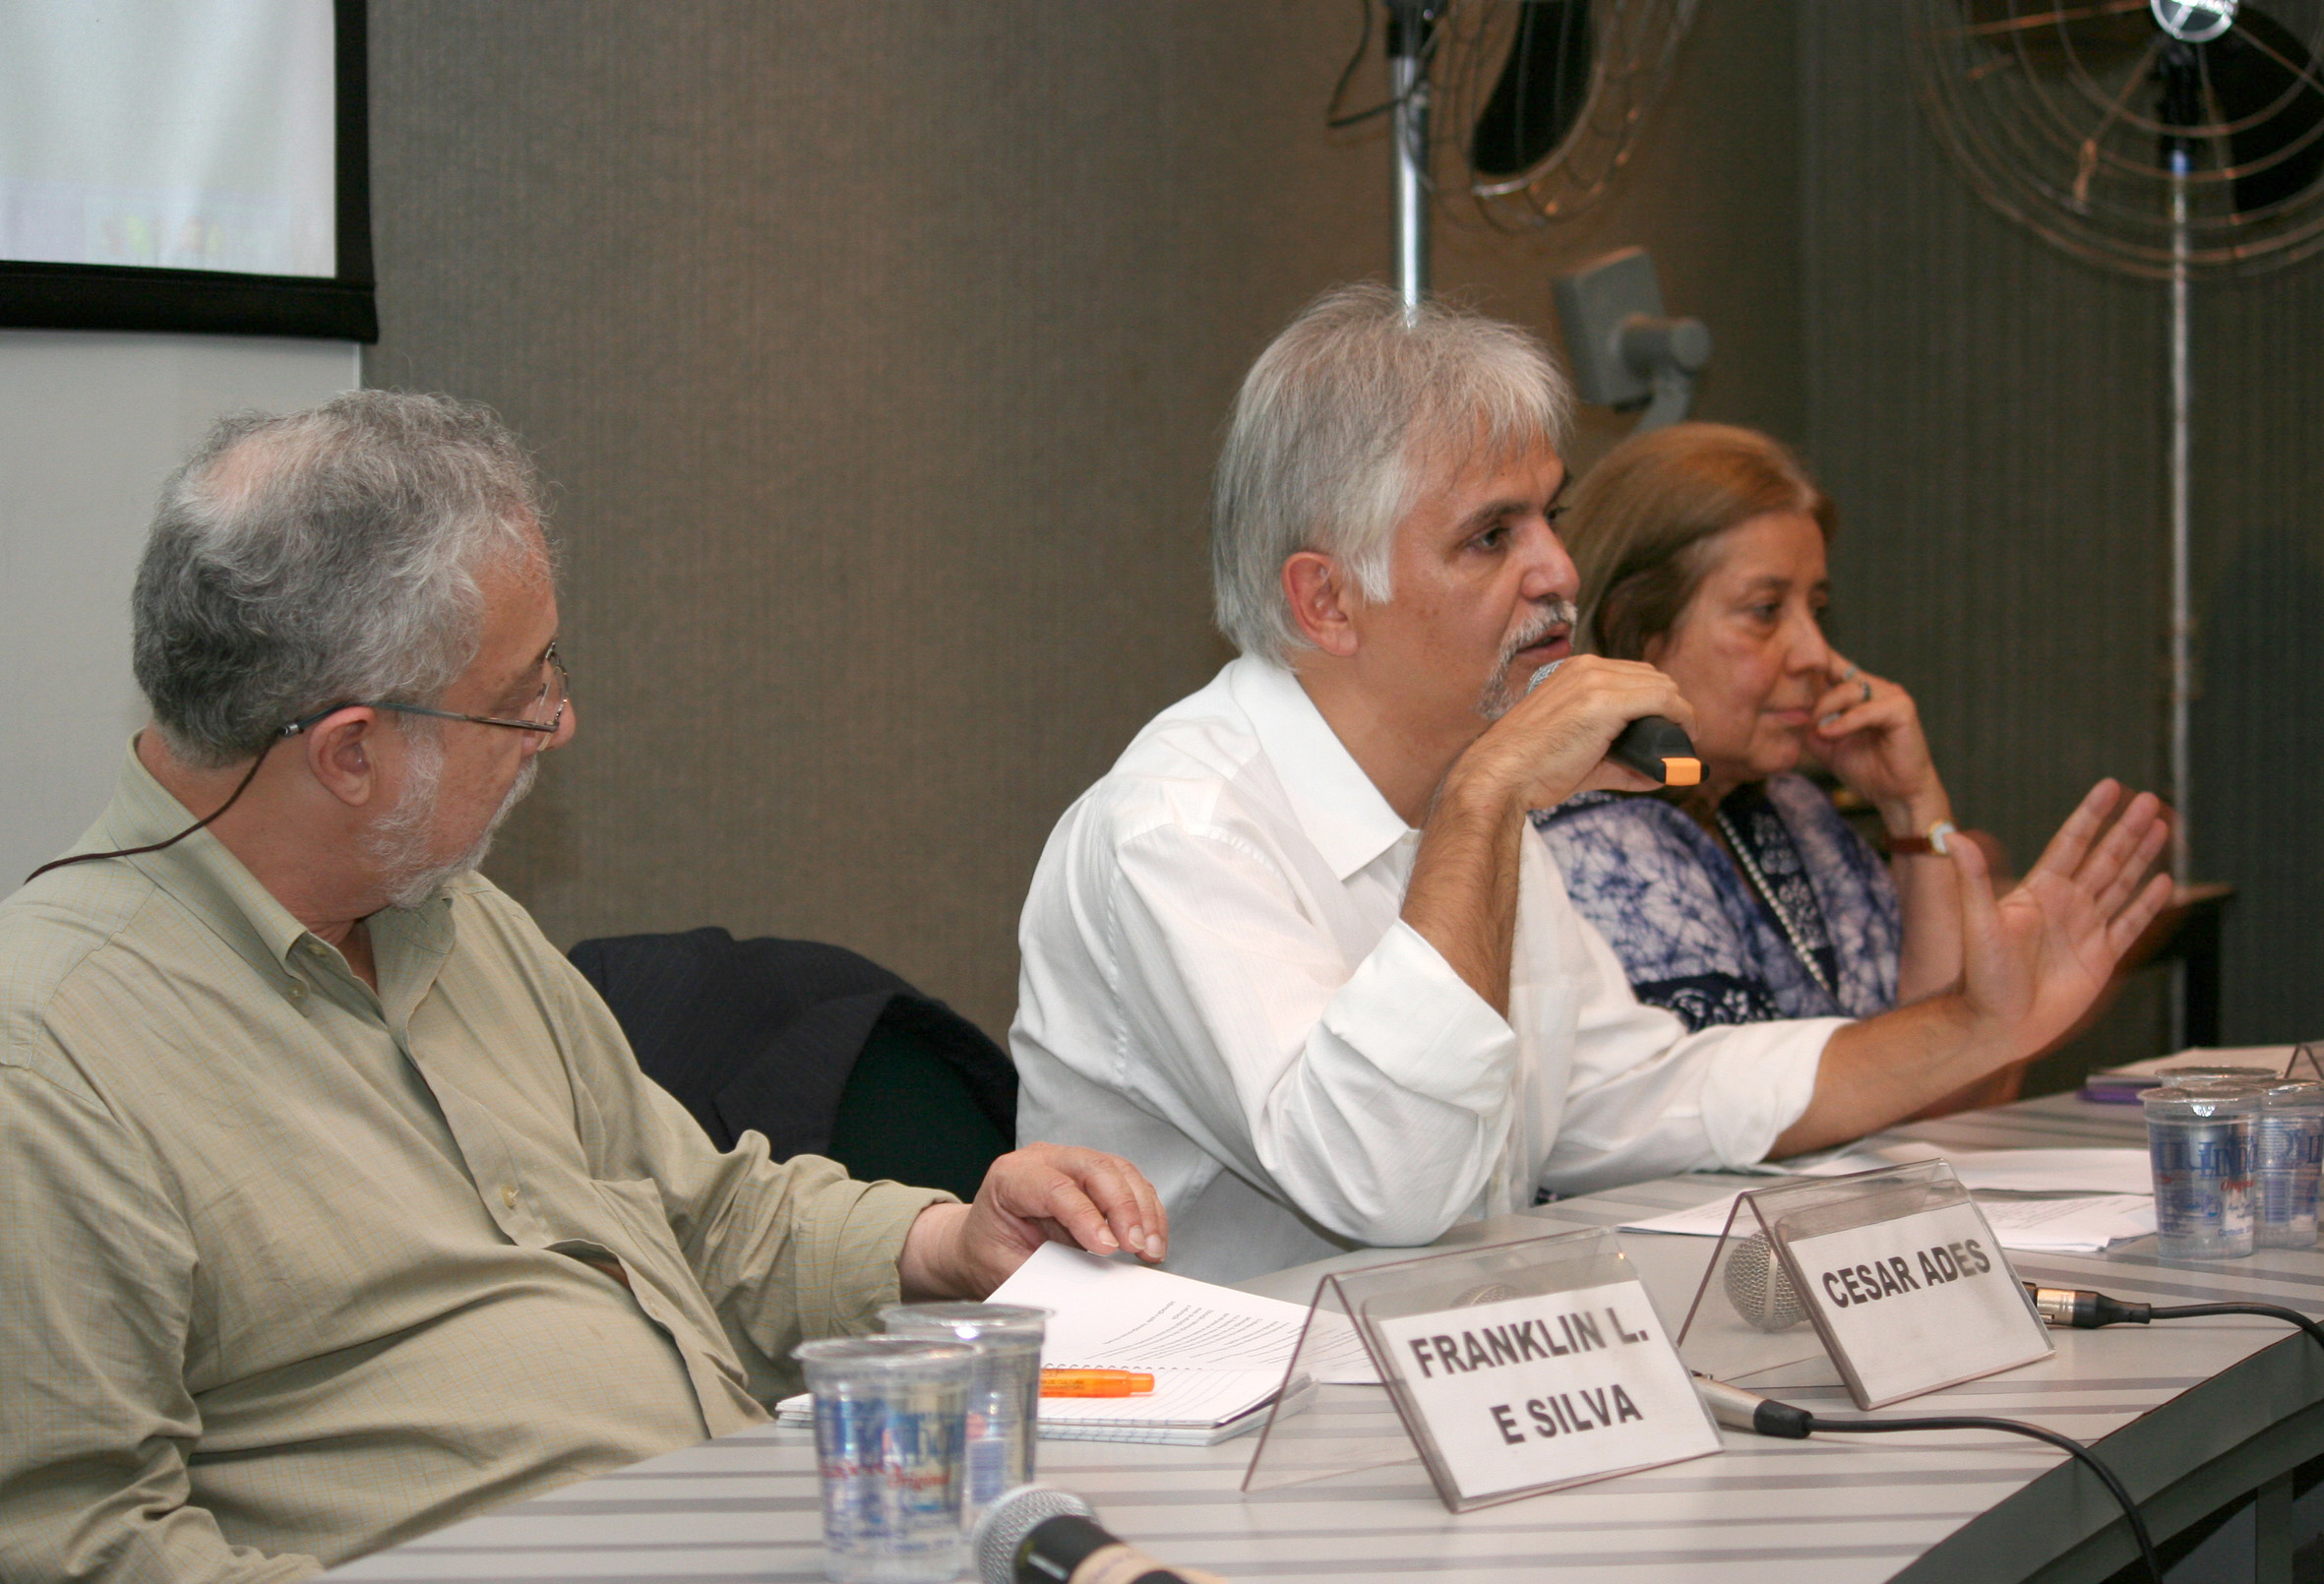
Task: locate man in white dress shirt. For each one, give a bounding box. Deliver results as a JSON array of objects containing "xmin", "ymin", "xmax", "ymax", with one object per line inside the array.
[{"xmin": 1013, "ymin": 284, "xmax": 2171, "ymax": 1283}]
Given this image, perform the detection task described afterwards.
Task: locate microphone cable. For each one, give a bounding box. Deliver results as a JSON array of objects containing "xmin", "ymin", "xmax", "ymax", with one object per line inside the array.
[
  {"xmin": 2025, "ymin": 1281, "xmax": 2324, "ymax": 1352},
  {"xmin": 1799, "ymin": 1412, "xmax": 2157, "ymax": 1584},
  {"xmin": 1695, "ymin": 1377, "xmax": 2160, "ymax": 1582}
]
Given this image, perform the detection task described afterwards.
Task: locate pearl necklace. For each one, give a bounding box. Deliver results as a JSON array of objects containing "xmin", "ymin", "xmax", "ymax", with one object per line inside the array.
[{"xmin": 1715, "ymin": 805, "xmax": 1838, "ymax": 1005}]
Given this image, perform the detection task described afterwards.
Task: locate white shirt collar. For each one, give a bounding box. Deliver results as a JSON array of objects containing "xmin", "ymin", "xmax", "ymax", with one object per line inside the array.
[{"xmin": 1226, "ymin": 655, "xmax": 1415, "ymax": 883}]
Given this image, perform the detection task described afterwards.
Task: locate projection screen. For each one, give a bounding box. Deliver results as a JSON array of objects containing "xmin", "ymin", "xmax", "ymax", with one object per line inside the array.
[{"xmin": 0, "ymin": 0, "xmax": 373, "ymax": 339}]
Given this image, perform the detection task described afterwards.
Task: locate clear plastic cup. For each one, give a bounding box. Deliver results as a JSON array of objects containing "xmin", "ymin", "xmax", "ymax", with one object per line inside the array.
[
  {"xmin": 2256, "ymin": 1081, "xmax": 2324, "ymax": 1249},
  {"xmin": 880, "ymin": 1303, "xmax": 1048, "ymax": 1531},
  {"xmin": 2144, "ymin": 1084, "xmax": 2260, "ymax": 1259},
  {"xmin": 2160, "ymin": 1065, "xmax": 2284, "ymax": 1086},
  {"xmin": 793, "ymin": 1338, "xmax": 974, "ymax": 1584}
]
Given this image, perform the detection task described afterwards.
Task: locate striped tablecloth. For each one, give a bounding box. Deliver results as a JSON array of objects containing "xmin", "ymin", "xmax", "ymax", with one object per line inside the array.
[{"xmin": 331, "ymin": 1092, "xmax": 2324, "ymax": 1584}]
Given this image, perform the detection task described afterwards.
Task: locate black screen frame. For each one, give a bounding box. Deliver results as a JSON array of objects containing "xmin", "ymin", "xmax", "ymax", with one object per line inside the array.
[{"xmin": 0, "ymin": 0, "xmax": 375, "ymax": 342}]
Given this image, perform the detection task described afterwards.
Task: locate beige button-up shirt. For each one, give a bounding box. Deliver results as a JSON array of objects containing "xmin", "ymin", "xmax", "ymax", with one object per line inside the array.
[{"xmin": 0, "ymin": 751, "xmax": 950, "ymax": 1582}]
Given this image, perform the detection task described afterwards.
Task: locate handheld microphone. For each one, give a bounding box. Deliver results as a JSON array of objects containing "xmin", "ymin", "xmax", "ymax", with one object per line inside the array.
[
  {"xmin": 1523, "ymin": 663, "xmax": 1702, "ymax": 787},
  {"xmin": 1608, "ymin": 716, "xmax": 1702, "ymax": 787},
  {"xmin": 972, "ymin": 1486, "xmax": 1229, "ymax": 1584}
]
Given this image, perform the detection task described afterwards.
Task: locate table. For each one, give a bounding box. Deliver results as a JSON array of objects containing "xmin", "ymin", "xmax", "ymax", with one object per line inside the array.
[{"xmin": 330, "ymin": 1092, "xmax": 2324, "ymax": 1584}]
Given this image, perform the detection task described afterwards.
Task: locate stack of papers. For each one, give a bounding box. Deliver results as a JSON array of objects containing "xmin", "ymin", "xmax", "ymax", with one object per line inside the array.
[
  {"xmin": 1621, "ymin": 1142, "xmax": 2160, "ymax": 1255},
  {"xmin": 1621, "ymin": 1190, "xmax": 2155, "ymax": 1252},
  {"xmin": 1783, "ymin": 1145, "xmax": 2154, "ymax": 1195},
  {"xmin": 778, "ymin": 1245, "xmax": 1376, "ymax": 1446}
]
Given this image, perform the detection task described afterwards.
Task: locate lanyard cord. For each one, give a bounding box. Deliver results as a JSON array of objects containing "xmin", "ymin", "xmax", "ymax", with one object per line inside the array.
[{"xmin": 22, "ymin": 738, "xmax": 277, "ymax": 886}]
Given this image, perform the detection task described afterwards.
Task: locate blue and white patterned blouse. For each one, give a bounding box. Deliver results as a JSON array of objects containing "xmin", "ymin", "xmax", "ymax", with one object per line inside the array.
[{"xmin": 1531, "ymin": 774, "xmax": 1901, "ymax": 1031}]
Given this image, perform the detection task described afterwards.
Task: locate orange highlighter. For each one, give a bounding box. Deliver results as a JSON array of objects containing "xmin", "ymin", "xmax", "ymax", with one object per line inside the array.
[{"xmin": 1039, "ymin": 1369, "xmax": 1155, "ymax": 1398}]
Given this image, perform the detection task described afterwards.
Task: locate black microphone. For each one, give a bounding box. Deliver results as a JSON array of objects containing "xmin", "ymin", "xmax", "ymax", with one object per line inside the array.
[
  {"xmin": 1609, "ymin": 716, "xmax": 1702, "ymax": 787},
  {"xmin": 1523, "ymin": 663, "xmax": 1702, "ymax": 787},
  {"xmin": 972, "ymin": 1485, "xmax": 1228, "ymax": 1584}
]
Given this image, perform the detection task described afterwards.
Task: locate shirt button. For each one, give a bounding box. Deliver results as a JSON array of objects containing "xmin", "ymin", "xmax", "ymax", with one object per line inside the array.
[
  {"xmin": 283, "ymin": 981, "xmax": 307, "ymax": 1003},
  {"xmin": 500, "ymin": 1184, "xmax": 519, "ymax": 1209}
]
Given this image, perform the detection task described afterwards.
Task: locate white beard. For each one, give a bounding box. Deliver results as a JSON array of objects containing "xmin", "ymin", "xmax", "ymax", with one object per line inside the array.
[{"xmin": 367, "ymin": 736, "xmax": 540, "ymax": 910}]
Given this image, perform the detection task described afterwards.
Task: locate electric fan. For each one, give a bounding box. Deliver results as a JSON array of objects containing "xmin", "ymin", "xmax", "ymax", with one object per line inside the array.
[
  {"xmin": 1913, "ymin": 0, "xmax": 2324, "ymax": 902},
  {"xmin": 1914, "ymin": 0, "xmax": 2324, "ymax": 276},
  {"xmin": 1342, "ymin": 0, "xmax": 1700, "ymax": 300},
  {"xmin": 1439, "ymin": 0, "xmax": 1701, "ymax": 228}
]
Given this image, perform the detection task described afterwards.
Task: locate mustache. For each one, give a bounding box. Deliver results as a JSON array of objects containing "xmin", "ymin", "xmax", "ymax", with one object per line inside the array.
[
  {"xmin": 1495, "ymin": 599, "xmax": 1578, "ymax": 670},
  {"xmin": 1477, "ymin": 598, "xmax": 1579, "ymax": 723}
]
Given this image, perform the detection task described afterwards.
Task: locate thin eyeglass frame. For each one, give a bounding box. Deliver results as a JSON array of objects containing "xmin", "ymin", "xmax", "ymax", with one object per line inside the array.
[{"xmin": 283, "ymin": 644, "xmax": 569, "ymax": 738}]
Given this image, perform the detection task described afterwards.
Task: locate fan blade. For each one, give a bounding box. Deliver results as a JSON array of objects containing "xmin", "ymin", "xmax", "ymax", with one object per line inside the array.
[
  {"xmin": 1469, "ymin": 0, "xmax": 1594, "ymax": 179},
  {"xmin": 1948, "ymin": 0, "xmax": 2152, "ymax": 78},
  {"xmin": 2204, "ymin": 6, "xmax": 2324, "ymax": 213}
]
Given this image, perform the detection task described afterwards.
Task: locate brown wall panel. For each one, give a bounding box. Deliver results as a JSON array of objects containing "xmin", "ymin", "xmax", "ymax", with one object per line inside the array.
[
  {"xmin": 1802, "ymin": 3, "xmax": 2324, "ymax": 1067},
  {"xmin": 367, "ymin": 2, "xmax": 1804, "ymax": 1037}
]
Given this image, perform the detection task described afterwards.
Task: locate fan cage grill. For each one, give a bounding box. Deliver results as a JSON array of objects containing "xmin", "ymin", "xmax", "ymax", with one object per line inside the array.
[
  {"xmin": 1424, "ymin": 0, "xmax": 1701, "ymax": 231},
  {"xmin": 1913, "ymin": 0, "xmax": 2324, "ymax": 278}
]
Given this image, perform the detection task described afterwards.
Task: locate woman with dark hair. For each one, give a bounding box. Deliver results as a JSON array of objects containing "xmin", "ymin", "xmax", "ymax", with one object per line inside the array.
[{"xmin": 1535, "ymin": 422, "xmax": 1966, "ymax": 1039}]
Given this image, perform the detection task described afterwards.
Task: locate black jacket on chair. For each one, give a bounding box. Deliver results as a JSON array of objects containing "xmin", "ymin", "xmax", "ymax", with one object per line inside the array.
[{"xmin": 568, "ymin": 926, "xmax": 1015, "ymax": 1165}]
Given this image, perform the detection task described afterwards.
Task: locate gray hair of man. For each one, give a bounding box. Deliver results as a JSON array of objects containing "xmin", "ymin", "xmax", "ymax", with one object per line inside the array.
[
  {"xmin": 1209, "ymin": 282, "xmax": 1575, "ymax": 661},
  {"xmin": 132, "ymin": 390, "xmax": 548, "ymax": 771}
]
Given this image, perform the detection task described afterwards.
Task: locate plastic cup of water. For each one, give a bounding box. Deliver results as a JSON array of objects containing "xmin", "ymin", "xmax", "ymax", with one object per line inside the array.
[
  {"xmin": 793, "ymin": 1337, "xmax": 974, "ymax": 1584},
  {"xmin": 2256, "ymin": 1081, "xmax": 2324, "ymax": 1249},
  {"xmin": 879, "ymin": 1303, "xmax": 1049, "ymax": 1532},
  {"xmin": 2144, "ymin": 1084, "xmax": 2260, "ymax": 1259},
  {"xmin": 2159, "ymin": 1065, "xmax": 2283, "ymax": 1086}
]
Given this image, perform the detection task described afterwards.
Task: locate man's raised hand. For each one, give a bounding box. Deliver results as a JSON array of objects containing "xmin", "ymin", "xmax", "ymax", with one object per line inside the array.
[{"xmin": 1954, "ymin": 779, "xmax": 2173, "ymax": 1060}]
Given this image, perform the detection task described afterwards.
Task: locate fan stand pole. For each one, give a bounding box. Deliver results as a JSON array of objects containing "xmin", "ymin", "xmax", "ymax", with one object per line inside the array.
[
  {"xmin": 2168, "ymin": 152, "xmax": 2192, "ymax": 883},
  {"xmin": 1388, "ymin": 3, "xmax": 1434, "ymax": 305},
  {"xmin": 2168, "ymin": 147, "xmax": 2194, "ymax": 1047}
]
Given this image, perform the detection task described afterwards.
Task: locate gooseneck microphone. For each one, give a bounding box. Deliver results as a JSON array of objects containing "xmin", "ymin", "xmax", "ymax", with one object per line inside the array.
[
  {"xmin": 973, "ymin": 1486, "xmax": 1228, "ymax": 1584},
  {"xmin": 1524, "ymin": 663, "xmax": 1703, "ymax": 787}
]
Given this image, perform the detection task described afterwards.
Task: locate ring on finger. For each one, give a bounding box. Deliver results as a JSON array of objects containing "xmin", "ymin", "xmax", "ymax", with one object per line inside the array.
[
  {"xmin": 1838, "ymin": 664, "xmax": 1860, "ymax": 682},
  {"xmin": 1860, "ymin": 679, "xmax": 1872, "ymax": 704}
]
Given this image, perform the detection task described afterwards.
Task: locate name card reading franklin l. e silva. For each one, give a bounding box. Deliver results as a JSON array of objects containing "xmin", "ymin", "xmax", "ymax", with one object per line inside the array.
[
  {"xmin": 1369, "ymin": 1279, "xmax": 1719, "ymax": 1502},
  {"xmin": 1785, "ymin": 1198, "xmax": 2052, "ymax": 1407}
]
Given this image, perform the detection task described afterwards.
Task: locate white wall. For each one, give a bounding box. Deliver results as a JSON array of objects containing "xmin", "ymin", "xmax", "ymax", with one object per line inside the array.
[{"xmin": 0, "ymin": 331, "xmax": 358, "ymax": 883}]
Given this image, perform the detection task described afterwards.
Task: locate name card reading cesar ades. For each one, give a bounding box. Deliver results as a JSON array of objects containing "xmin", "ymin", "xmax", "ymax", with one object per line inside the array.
[
  {"xmin": 1370, "ymin": 1279, "xmax": 1718, "ymax": 1502},
  {"xmin": 1785, "ymin": 1198, "xmax": 2051, "ymax": 1407}
]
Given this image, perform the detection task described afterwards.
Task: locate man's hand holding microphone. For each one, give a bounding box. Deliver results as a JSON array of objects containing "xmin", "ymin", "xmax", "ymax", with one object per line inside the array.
[{"xmin": 1403, "ymin": 653, "xmax": 1697, "ymax": 1017}]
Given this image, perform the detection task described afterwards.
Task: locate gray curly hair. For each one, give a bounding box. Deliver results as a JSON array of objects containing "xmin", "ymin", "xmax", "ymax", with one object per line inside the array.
[
  {"xmin": 132, "ymin": 391, "xmax": 548, "ymax": 767},
  {"xmin": 1210, "ymin": 283, "xmax": 1573, "ymax": 660}
]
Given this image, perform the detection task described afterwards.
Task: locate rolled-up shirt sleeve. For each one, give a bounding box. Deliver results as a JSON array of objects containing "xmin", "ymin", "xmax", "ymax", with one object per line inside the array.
[{"xmin": 1097, "ymin": 822, "xmax": 1520, "ymax": 1247}]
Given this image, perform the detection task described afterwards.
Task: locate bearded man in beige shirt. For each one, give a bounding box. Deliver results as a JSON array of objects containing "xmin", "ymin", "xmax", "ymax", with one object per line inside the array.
[{"xmin": 0, "ymin": 393, "xmax": 1168, "ymax": 1584}]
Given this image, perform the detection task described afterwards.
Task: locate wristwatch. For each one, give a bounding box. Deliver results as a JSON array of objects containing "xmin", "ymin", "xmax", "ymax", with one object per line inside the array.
[{"xmin": 1886, "ymin": 819, "xmax": 1956, "ymax": 857}]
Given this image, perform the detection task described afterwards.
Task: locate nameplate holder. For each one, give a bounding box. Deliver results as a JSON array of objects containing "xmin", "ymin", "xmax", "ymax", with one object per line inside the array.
[
  {"xmin": 1677, "ymin": 1161, "xmax": 2052, "ymax": 1410},
  {"xmin": 1243, "ymin": 1227, "xmax": 1720, "ymax": 1513}
]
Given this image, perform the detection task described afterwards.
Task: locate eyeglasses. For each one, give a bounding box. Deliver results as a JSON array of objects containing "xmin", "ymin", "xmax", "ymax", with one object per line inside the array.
[
  {"xmin": 282, "ymin": 642, "xmax": 572, "ymax": 739},
  {"xmin": 22, "ymin": 646, "xmax": 573, "ymax": 888}
]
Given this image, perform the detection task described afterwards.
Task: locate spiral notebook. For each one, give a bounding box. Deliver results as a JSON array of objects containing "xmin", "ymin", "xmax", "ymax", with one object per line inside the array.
[
  {"xmin": 776, "ymin": 1244, "xmax": 1371, "ymax": 1445},
  {"xmin": 774, "ymin": 1364, "xmax": 1292, "ymax": 1446}
]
